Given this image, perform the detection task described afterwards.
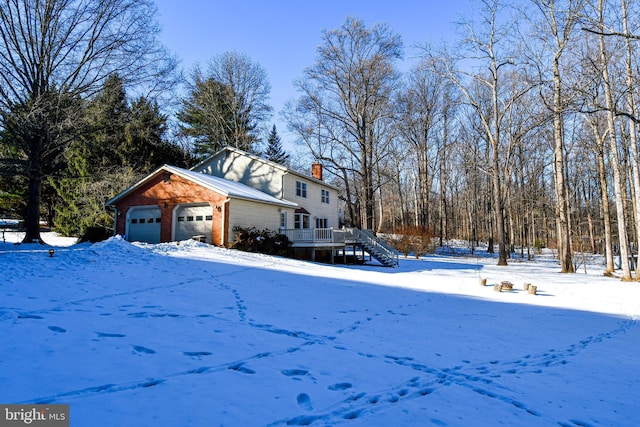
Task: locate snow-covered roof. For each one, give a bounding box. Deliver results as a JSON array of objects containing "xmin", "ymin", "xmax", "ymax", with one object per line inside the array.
[
  {"xmin": 192, "ymin": 146, "xmax": 339, "ymax": 191},
  {"xmin": 167, "ymin": 166, "xmax": 298, "ymax": 207},
  {"xmin": 105, "ymin": 165, "xmax": 298, "ymax": 209}
]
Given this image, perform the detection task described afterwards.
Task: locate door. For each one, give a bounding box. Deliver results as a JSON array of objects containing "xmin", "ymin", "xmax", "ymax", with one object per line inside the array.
[
  {"xmin": 128, "ymin": 206, "xmax": 161, "ymax": 243},
  {"xmin": 174, "ymin": 204, "xmax": 213, "ymax": 243}
]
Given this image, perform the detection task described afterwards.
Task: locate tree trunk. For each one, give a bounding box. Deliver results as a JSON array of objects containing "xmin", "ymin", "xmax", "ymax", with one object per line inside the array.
[
  {"xmin": 595, "ymin": 130, "xmax": 615, "ymax": 273},
  {"xmin": 492, "ymin": 70, "xmax": 508, "ymax": 266},
  {"xmin": 23, "ymin": 135, "xmax": 45, "ymax": 244},
  {"xmin": 552, "ymin": 53, "xmax": 574, "ymax": 273},
  {"xmin": 598, "ymin": 0, "xmax": 631, "ymax": 280},
  {"xmin": 622, "ymin": 0, "xmax": 640, "ymax": 279}
]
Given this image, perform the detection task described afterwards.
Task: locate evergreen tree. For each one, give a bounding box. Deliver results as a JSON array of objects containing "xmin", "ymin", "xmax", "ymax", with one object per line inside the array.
[
  {"xmin": 123, "ymin": 96, "xmax": 188, "ymax": 172},
  {"xmin": 177, "ymin": 76, "xmax": 234, "ymax": 158},
  {"xmin": 85, "ymin": 74, "xmax": 130, "ymax": 168},
  {"xmin": 51, "ymin": 76, "xmax": 188, "ymax": 237},
  {"xmin": 178, "ymin": 52, "xmax": 272, "ymax": 159},
  {"xmin": 263, "ymin": 125, "xmax": 290, "ymax": 165}
]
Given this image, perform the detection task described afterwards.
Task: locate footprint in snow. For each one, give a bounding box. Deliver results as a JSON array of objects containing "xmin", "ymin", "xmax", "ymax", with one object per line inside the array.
[
  {"xmin": 183, "ymin": 351, "xmax": 212, "ymax": 357},
  {"xmin": 296, "ymin": 393, "xmax": 313, "ymax": 411},
  {"xmin": 48, "ymin": 326, "xmax": 66, "ymax": 333},
  {"xmin": 18, "ymin": 314, "xmax": 43, "ymax": 319},
  {"xmin": 328, "ymin": 382, "xmax": 352, "ymax": 391},
  {"xmin": 228, "ymin": 363, "xmax": 255, "ymax": 374},
  {"xmin": 281, "ymin": 369, "xmax": 309, "ymax": 377},
  {"xmin": 133, "ymin": 345, "xmax": 156, "ymax": 354},
  {"xmin": 96, "ymin": 332, "xmax": 126, "ymax": 338}
]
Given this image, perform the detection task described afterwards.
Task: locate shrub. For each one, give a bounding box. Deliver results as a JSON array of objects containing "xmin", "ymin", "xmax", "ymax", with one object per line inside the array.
[
  {"xmin": 77, "ymin": 226, "xmax": 113, "ymax": 243},
  {"xmin": 232, "ymin": 226, "xmax": 291, "ymax": 256},
  {"xmin": 387, "ymin": 225, "xmax": 436, "ymax": 258}
]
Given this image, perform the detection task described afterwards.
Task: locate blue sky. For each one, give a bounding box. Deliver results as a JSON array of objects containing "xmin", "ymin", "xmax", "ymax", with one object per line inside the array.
[{"xmin": 153, "ymin": 0, "xmax": 471, "ymax": 142}]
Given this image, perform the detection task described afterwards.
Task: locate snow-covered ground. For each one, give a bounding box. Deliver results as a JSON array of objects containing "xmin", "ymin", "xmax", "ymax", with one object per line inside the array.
[{"xmin": 1, "ymin": 231, "xmax": 639, "ymax": 426}]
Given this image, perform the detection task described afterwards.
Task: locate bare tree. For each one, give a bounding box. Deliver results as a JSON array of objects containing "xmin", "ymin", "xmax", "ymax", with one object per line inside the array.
[
  {"xmin": 527, "ymin": 0, "xmax": 586, "ymax": 272},
  {"xmin": 396, "ymin": 53, "xmax": 458, "ymax": 233},
  {"xmin": 0, "ymin": 0, "xmax": 177, "ymax": 243},
  {"xmin": 592, "ymin": 0, "xmax": 632, "ymax": 280},
  {"xmin": 289, "ymin": 17, "xmax": 402, "ymax": 230},
  {"xmin": 442, "ymin": 0, "xmax": 533, "ymax": 265},
  {"xmin": 619, "ymin": 0, "xmax": 640, "ymax": 279}
]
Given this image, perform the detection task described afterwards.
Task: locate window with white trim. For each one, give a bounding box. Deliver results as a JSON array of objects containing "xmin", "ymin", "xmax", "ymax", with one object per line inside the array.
[
  {"xmin": 316, "ymin": 218, "xmax": 328, "ymax": 229},
  {"xmin": 295, "ymin": 213, "xmax": 310, "ymax": 229},
  {"xmin": 296, "ymin": 181, "xmax": 307, "ymax": 198},
  {"xmin": 321, "ymin": 189, "xmax": 330, "ymax": 204}
]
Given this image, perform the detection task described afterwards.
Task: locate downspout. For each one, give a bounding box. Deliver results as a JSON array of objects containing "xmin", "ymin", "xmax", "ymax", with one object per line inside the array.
[
  {"xmin": 281, "ymin": 171, "xmax": 288, "ymax": 200},
  {"xmin": 221, "ymin": 198, "xmax": 231, "ymax": 246}
]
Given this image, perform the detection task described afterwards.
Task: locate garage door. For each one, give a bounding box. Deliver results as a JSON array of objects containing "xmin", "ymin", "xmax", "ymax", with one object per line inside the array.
[
  {"xmin": 174, "ymin": 204, "xmax": 213, "ymax": 243},
  {"xmin": 128, "ymin": 206, "xmax": 161, "ymax": 243}
]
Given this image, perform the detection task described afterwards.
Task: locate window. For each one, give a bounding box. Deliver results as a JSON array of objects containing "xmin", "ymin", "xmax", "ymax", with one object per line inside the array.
[
  {"xmin": 296, "ymin": 181, "xmax": 307, "ymax": 198},
  {"xmin": 280, "ymin": 211, "xmax": 287, "ymax": 228},
  {"xmin": 316, "ymin": 218, "xmax": 328, "ymax": 228},
  {"xmin": 131, "ymin": 219, "xmax": 138, "ymax": 224},
  {"xmin": 295, "ymin": 213, "xmax": 310, "ymax": 229},
  {"xmin": 187, "ymin": 216, "xmax": 194, "ymax": 221},
  {"xmin": 155, "ymin": 218, "xmax": 161, "ymax": 223},
  {"xmin": 205, "ymin": 215, "xmax": 213, "ymax": 221},
  {"xmin": 196, "ymin": 215, "xmax": 203, "ymax": 221},
  {"xmin": 177, "ymin": 216, "xmax": 185, "ymax": 222},
  {"xmin": 321, "ymin": 189, "xmax": 330, "ymax": 204}
]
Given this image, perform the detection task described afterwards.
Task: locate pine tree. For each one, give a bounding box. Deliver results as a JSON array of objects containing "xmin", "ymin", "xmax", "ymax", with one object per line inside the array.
[
  {"xmin": 263, "ymin": 125, "xmax": 289, "ymax": 165},
  {"xmin": 178, "ymin": 76, "xmax": 234, "ymax": 158},
  {"xmin": 51, "ymin": 76, "xmax": 188, "ymax": 236}
]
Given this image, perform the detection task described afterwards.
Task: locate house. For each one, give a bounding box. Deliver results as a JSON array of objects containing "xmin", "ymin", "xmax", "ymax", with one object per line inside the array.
[
  {"xmin": 191, "ymin": 146, "xmax": 340, "ymax": 235},
  {"xmin": 106, "ymin": 147, "xmax": 338, "ymax": 246},
  {"xmin": 106, "ymin": 147, "xmax": 398, "ymax": 266},
  {"xmin": 105, "ymin": 164, "xmax": 298, "ymax": 245}
]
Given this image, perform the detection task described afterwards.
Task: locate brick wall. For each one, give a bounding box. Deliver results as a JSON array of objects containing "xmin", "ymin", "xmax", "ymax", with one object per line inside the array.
[{"xmin": 113, "ymin": 172, "xmax": 228, "ymax": 244}]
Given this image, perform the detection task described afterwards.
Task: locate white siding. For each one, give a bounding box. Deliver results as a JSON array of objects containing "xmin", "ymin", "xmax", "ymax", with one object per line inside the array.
[
  {"xmin": 283, "ymin": 174, "xmax": 339, "ymax": 228},
  {"xmin": 226, "ymin": 199, "xmax": 295, "ymax": 244},
  {"xmin": 194, "ymin": 151, "xmax": 285, "ymax": 198}
]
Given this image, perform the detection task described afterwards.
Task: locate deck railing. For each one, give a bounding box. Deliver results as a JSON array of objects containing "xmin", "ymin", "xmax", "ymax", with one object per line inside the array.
[
  {"xmin": 283, "ymin": 228, "xmax": 345, "ymax": 244},
  {"xmin": 282, "ymin": 227, "xmax": 399, "ymax": 267}
]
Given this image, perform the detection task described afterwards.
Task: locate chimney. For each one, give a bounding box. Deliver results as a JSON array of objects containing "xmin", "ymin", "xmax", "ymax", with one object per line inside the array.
[{"xmin": 312, "ymin": 162, "xmax": 323, "ymax": 181}]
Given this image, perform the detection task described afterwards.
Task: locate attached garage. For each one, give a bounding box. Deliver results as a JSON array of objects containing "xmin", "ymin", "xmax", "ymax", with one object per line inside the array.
[
  {"xmin": 173, "ymin": 204, "xmax": 213, "ymax": 243},
  {"xmin": 127, "ymin": 206, "xmax": 161, "ymax": 244},
  {"xmin": 106, "ymin": 164, "xmax": 298, "ymax": 246}
]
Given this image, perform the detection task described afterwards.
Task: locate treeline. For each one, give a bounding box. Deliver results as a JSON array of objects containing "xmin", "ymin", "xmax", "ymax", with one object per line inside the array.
[
  {"xmin": 3, "ymin": 0, "xmax": 640, "ymax": 279},
  {"xmin": 0, "ymin": 1, "xmax": 285, "ymax": 242},
  {"xmin": 286, "ymin": 1, "xmax": 640, "ymax": 279}
]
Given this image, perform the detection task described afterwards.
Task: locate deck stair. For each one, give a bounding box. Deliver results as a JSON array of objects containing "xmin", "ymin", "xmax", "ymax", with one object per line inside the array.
[{"xmin": 349, "ymin": 228, "xmax": 399, "ymax": 267}]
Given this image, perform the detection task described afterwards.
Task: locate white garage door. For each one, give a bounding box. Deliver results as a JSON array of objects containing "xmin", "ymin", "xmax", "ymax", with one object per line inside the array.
[
  {"xmin": 128, "ymin": 207, "xmax": 161, "ymax": 243},
  {"xmin": 174, "ymin": 204, "xmax": 213, "ymax": 243}
]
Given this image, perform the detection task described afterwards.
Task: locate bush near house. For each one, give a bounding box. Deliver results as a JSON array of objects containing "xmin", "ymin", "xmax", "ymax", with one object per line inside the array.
[
  {"xmin": 232, "ymin": 226, "xmax": 291, "ymax": 256},
  {"xmin": 77, "ymin": 226, "xmax": 113, "ymax": 243},
  {"xmin": 386, "ymin": 225, "xmax": 436, "ymax": 259}
]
